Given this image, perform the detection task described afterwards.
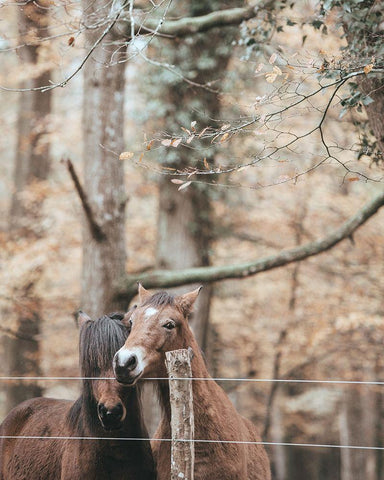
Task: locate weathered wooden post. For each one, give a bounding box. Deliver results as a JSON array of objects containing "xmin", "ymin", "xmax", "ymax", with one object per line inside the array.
[{"xmin": 165, "ymin": 348, "xmax": 195, "ymax": 480}]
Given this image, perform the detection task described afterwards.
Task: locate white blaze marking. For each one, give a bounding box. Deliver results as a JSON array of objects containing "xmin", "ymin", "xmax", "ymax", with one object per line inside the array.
[{"xmin": 144, "ymin": 307, "xmax": 158, "ymax": 319}]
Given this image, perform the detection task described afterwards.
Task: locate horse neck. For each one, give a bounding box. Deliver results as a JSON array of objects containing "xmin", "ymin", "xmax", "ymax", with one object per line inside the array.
[{"xmin": 157, "ymin": 335, "xmax": 218, "ymax": 425}]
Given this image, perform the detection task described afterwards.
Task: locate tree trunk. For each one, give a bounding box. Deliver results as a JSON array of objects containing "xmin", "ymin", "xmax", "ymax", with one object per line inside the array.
[
  {"xmin": 5, "ymin": 0, "xmax": 52, "ymax": 410},
  {"xmin": 155, "ymin": 0, "xmax": 242, "ymax": 349},
  {"xmin": 80, "ymin": 0, "xmax": 127, "ymax": 318},
  {"xmin": 340, "ymin": 381, "xmax": 379, "ymax": 480},
  {"xmin": 140, "ymin": 0, "xmax": 242, "ymax": 434},
  {"xmin": 10, "ymin": 0, "xmax": 52, "ymax": 227},
  {"xmin": 358, "ymin": 76, "xmax": 384, "ymax": 159}
]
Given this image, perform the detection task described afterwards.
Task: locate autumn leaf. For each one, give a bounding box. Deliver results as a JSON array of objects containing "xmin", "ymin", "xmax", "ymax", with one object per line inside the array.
[
  {"xmin": 161, "ymin": 139, "xmax": 172, "ymax": 146},
  {"xmin": 348, "ymin": 177, "xmax": 360, "ymax": 182},
  {"xmin": 68, "ymin": 37, "xmax": 75, "ymax": 47},
  {"xmin": 203, "ymin": 157, "xmax": 210, "ymax": 170},
  {"xmin": 178, "ymin": 181, "xmax": 192, "ymax": 191},
  {"xmin": 364, "ymin": 64, "xmax": 374, "ymax": 74},
  {"xmin": 220, "ymin": 132, "xmax": 229, "ymax": 143},
  {"xmin": 172, "ymin": 138, "xmax": 182, "ymax": 148},
  {"xmin": 265, "ymin": 65, "xmax": 282, "ymax": 83},
  {"xmin": 265, "ymin": 72, "xmax": 278, "ymax": 83},
  {"xmin": 255, "ymin": 63, "xmax": 264, "ymax": 74},
  {"xmin": 119, "ymin": 151, "xmax": 134, "ymax": 161},
  {"xmin": 269, "ymin": 52, "xmax": 277, "ymax": 64},
  {"xmin": 146, "ymin": 140, "xmax": 154, "ymax": 150}
]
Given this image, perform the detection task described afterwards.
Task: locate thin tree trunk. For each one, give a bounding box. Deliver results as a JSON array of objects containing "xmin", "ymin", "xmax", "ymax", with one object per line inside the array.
[
  {"xmin": 81, "ymin": 0, "xmax": 127, "ymax": 318},
  {"xmin": 271, "ymin": 397, "xmax": 286, "ymax": 480},
  {"xmin": 339, "ymin": 396, "xmax": 353, "ymax": 480},
  {"xmin": 6, "ymin": 0, "xmax": 52, "ymax": 410}
]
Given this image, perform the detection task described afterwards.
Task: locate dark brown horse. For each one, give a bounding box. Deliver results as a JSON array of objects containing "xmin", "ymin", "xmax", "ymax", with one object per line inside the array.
[
  {"xmin": 0, "ymin": 312, "xmax": 155, "ymax": 480},
  {"xmin": 113, "ymin": 285, "xmax": 271, "ymax": 480}
]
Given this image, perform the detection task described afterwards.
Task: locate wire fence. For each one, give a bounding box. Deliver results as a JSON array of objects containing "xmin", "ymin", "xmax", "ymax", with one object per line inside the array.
[
  {"xmin": 0, "ymin": 375, "xmax": 383, "ymax": 450},
  {"xmin": 0, "ymin": 435, "xmax": 383, "ymax": 451},
  {"xmin": 0, "ymin": 376, "xmax": 383, "ymax": 385}
]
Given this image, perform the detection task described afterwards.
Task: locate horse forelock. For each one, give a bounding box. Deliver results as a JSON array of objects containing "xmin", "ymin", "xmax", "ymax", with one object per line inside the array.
[
  {"xmin": 79, "ymin": 313, "xmax": 129, "ymax": 377},
  {"xmin": 142, "ymin": 291, "xmax": 175, "ymax": 308}
]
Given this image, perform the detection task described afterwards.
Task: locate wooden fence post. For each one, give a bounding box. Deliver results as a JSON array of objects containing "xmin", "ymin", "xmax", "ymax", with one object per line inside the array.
[{"xmin": 165, "ymin": 348, "xmax": 194, "ymax": 480}]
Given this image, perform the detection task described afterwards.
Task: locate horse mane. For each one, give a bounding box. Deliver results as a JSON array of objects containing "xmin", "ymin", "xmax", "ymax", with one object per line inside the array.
[
  {"xmin": 142, "ymin": 291, "xmax": 175, "ymax": 308},
  {"xmin": 67, "ymin": 312, "xmax": 130, "ymax": 432},
  {"xmin": 79, "ymin": 312, "xmax": 129, "ymax": 377}
]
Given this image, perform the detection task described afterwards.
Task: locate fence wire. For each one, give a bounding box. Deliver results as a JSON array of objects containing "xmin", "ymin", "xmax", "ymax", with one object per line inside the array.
[
  {"xmin": 1, "ymin": 375, "xmax": 383, "ymax": 450},
  {"xmin": 0, "ymin": 376, "xmax": 383, "ymax": 385},
  {"xmin": 0, "ymin": 435, "xmax": 383, "ymax": 451}
]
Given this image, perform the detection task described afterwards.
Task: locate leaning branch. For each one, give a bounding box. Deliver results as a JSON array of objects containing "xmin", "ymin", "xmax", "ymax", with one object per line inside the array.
[
  {"xmin": 116, "ymin": 189, "xmax": 384, "ymax": 300},
  {"xmin": 63, "ymin": 158, "xmax": 106, "ymax": 242}
]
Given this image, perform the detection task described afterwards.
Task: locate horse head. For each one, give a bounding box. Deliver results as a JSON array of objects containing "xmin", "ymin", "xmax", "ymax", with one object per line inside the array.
[
  {"xmin": 113, "ymin": 284, "xmax": 201, "ymax": 385},
  {"xmin": 78, "ymin": 311, "xmax": 130, "ymax": 430}
]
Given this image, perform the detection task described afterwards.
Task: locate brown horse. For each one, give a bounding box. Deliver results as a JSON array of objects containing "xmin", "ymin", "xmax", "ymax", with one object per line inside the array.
[
  {"xmin": 113, "ymin": 285, "xmax": 271, "ymax": 480},
  {"xmin": 0, "ymin": 312, "xmax": 155, "ymax": 480}
]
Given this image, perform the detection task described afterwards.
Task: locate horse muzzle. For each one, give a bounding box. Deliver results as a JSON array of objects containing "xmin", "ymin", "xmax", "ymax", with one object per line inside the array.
[
  {"xmin": 113, "ymin": 348, "xmax": 143, "ymax": 385},
  {"xmin": 97, "ymin": 402, "xmax": 125, "ymax": 430}
]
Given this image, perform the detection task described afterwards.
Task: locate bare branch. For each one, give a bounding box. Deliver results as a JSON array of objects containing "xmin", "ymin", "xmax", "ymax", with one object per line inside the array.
[
  {"xmin": 63, "ymin": 158, "xmax": 106, "ymax": 242},
  {"xmin": 116, "ymin": 189, "xmax": 384, "ymax": 300},
  {"xmin": 0, "ymin": 326, "xmax": 36, "ymax": 342}
]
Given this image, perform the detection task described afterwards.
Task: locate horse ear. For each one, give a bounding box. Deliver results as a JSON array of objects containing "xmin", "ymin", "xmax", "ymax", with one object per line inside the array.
[
  {"xmin": 122, "ymin": 304, "xmax": 137, "ymax": 326},
  {"xmin": 176, "ymin": 286, "xmax": 202, "ymax": 317},
  {"xmin": 137, "ymin": 283, "xmax": 151, "ymax": 304},
  {"xmin": 77, "ymin": 310, "xmax": 92, "ymax": 328}
]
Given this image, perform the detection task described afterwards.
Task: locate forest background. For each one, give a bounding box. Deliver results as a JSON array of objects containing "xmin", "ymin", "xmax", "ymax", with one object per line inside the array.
[{"xmin": 0, "ymin": 0, "xmax": 383, "ymax": 479}]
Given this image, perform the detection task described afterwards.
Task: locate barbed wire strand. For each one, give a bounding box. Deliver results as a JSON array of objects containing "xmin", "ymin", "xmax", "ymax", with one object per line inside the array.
[{"xmin": 0, "ymin": 435, "xmax": 383, "ymax": 450}]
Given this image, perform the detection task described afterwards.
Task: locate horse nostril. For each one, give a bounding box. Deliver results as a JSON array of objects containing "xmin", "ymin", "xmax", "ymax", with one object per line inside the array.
[
  {"xmin": 126, "ymin": 354, "xmax": 138, "ymax": 371},
  {"xmin": 98, "ymin": 403, "xmax": 107, "ymax": 417},
  {"xmin": 110, "ymin": 403, "xmax": 124, "ymax": 419}
]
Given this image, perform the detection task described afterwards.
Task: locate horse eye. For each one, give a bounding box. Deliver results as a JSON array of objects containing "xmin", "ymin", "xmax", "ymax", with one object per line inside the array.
[{"xmin": 163, "ymin": 321, "xmax": 176, "ymax": 330}]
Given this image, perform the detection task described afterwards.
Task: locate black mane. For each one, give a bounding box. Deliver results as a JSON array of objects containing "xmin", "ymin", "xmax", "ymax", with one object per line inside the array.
[
  {"xmin": 67, "ymin": 312, "xmax": 130, "ymax": 432},
  {"xmin": 79, "ymin": 312, "xmax": 129, "ymax": 377}
]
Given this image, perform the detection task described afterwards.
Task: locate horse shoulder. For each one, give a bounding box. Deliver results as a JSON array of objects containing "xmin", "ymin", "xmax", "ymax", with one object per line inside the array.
[
  {"xmin": 0, "ymin": 398, "xmax": 72, "ymax": 480},
  {"xmin": 241, "ymin": 416, "xmax": 271, "ymax": 480}
]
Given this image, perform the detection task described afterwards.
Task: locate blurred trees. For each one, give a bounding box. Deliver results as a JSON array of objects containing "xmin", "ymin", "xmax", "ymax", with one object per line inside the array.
[{"xmin": 5, "ymin": 0, "xmax": 52, "ymax": 410}]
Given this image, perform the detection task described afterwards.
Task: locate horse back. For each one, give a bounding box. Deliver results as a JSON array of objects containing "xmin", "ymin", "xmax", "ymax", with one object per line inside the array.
[{"xmin": 0, "ymin": 397, "xmax": 71, "ymax": 480}]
